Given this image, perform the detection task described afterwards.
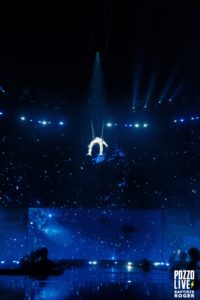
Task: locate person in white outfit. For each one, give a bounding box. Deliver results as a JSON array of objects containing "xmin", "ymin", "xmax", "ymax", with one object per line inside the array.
[{"xmin": 87, "ymin": 137, "xmax": 108, "ymax": 156}]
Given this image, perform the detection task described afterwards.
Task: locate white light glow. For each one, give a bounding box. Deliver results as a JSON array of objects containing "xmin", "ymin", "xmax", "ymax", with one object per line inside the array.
[{"xmin": 127, "ymin": 265, "xmax": 132, "ymax": 271}]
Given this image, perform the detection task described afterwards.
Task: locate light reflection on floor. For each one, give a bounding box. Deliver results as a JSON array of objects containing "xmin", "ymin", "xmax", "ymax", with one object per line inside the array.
[{"xmin": 0, "ymin": 268, "xmax": 176, "ymax": 300}]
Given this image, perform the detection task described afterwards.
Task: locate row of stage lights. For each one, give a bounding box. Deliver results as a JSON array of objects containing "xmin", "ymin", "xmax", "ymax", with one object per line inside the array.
[
  {"xmin": 88, "ymin": 260, "xmax": 169, "ymax": 269},
  {"xmin": 0, "ymin": 259, "xmax": 170, "ymax": 267},
  {"xmin": 106, "ymin": 122, "xmax": 148, "ymax": 128},
  {"xmin": 1, "ymin": 111, "xmax": 200, "ymax": 128},
  {"xmin": 20, "ymin": 118, "xmax": 148, "ymax": 128},
  {"xmin": 20, "ymin": 116, "xmax": 65, "ymax": 126},
  {"xmin": 0, "ymin": 112, "xmax": 149, "ymax": 128},
  {"xmin": 173, "ymin": 116, "xmax": 200, "ymax": 124}
]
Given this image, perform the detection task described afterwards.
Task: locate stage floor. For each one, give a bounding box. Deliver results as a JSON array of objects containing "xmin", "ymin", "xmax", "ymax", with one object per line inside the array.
[{"xmin": 0, "ymin": 267, "xmax": 180, "ymax": 300}]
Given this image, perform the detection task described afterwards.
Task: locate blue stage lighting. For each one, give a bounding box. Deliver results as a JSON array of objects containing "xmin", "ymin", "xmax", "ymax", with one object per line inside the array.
[
  {"xmin": 59, "ymin": 121, "xmax": 64, "ymax": 126},
  {"xmin": 20, "ymin": 116, "xmax": 26, "ymax": 121},
  {"xmin": 0, "ymin": 111, "xmax": 3, "ymax": 116},
  {"xmin": 125, "ymin": 124, "xmax": 128, "ymax": 127},
  {"xmin": 129, "ymin": 124, "xmax": 133, "ymax": 127},
  {"xmin": 143, "ymin": 123, "xmax": 148, "ymax": 128},
  {"xmin": 134, "ymin": 123, "xmax": 140, "ymax": 128},
  {"xmin": 42, "ymin": 121, "xmax": 47, "ymax": 125},
  {"xmin": 173, "ymin": 120, "xmax": 177, "ymax": 123},
  {"xmin": 144, "ymin": 105, "xmax": 147, "ymax": 109},
  {"xmin": 106, "ymin": 122, "xmax": 113, "ymax": 127},
  {"xmin": 158, "ymin": 100, "xmax": 162, "ymax": 104},
  {"xmin": 191, "ymin": 117, "xmax": 195, "ymax": 120},
  {"xmin": 196, "ymin": 116, "xmax": 199, "ymax": 120},
  {"xmin": 180, "ymin": 119, "xmax": 184, "ymax": 122}
]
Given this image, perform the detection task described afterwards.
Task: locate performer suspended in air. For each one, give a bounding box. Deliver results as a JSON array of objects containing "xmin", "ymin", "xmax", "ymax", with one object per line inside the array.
[{"xmin": 87, "ymin": 121, "xmax": 108, "ymax": 156}]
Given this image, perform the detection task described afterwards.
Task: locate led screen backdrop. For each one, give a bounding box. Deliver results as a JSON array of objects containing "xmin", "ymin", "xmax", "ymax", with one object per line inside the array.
[
  {"xmin": 28, "ymin": 208, "xmax": 162, "ymax": 260},
  {"xmin": 0, "ymin": 210, "xmax": 27, "ymax": 261}
]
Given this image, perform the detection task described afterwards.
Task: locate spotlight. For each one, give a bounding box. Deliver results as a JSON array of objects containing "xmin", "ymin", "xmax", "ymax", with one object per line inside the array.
[
  {"xmin": 144, "ymin": 105, "xmax": 147, "ymax": 109},
  {"xmin": 191, "ymin": 117, "xmax": 195, "ymax": 120},
  {"xmin": 20, "ymin": 116, "xmax": 26, "ymax": 121},
  {"xmin": 134, "ymin": 123, "xmax": 140, "ymax": 128},
  {"xmin": 128, "ymin": 262, "xmax": 132, "ymax": 266},
  {"xmin": 106, "ymin": 122, "xmax": 113, "ymax": 127},
  {"xmin": 180, "ymin": 119, "xmax": 184, "ymax": 122},
  {"xmin": 0, "ymin": 111, "xmax": 3, "ymax": 116},
  {"xmin": 0, "ymin": 261, "xmax": 5, "ymax": 264},
  {"xmin": 127, "ymin": 265, "xmax": 132, "ymax": 271},
  {"xmin": 42, "ymin": 121, "xmax": 47, "ymax": 125},
  {"xmin": 92, "ymin": 261, "xmax": 97, "ymax": 265},
  {"xmin": 129, "ymin": 124, "xmax": 133, "ymax": 127},
  {"xmin": 173, "ymin": 120, "xmax": 177, "ymax": 123},
  {"xmin": 143, "ymin": 123, "xmax": 148, "ymax": 128},
  {"xmin": 59, "ymin": 121, "xmax": 64, "ymax": 126},
  {"xmin": 158, "ymin": 100, "xmax": 162, "ymax": 104},
  {"xmin": 196, "ymin": 116, "xmax": 199, "ymax": 120}
]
